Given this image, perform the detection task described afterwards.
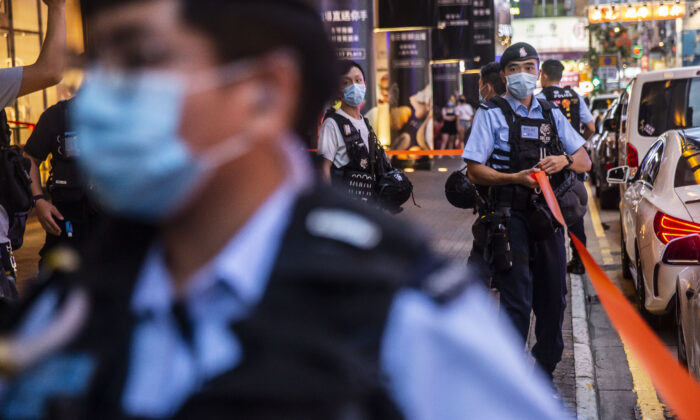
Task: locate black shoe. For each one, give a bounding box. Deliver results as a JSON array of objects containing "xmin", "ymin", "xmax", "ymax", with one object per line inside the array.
[{"xmin": 567, "ymin": 258, "xmax": 585, "ymax": 275}]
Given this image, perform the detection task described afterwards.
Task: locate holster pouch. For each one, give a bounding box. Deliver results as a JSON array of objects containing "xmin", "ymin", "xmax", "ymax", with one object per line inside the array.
[
  {"xmin": 529, "ymin": 198, "xmax": 557, "ymax": 242},
  {"xmin": 472, "ymin": 215, "xmax": 489, "ymax": 251},
  {"xmin": 484, "ymin": 210, "xmax": 513, "ymax": 273}
]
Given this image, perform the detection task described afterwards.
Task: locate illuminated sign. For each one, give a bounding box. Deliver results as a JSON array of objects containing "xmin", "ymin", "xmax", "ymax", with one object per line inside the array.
[{"xmin": 589, "ymin": 2, "xmax": 685, "ymax": 24}]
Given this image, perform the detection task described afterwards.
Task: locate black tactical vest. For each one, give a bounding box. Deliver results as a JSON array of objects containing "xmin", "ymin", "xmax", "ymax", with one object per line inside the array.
[
  {"xmin": 541, "ymin": 86, "xmax": 582, "ymax": 135},
  {"xmin": 324, "ymin": 109, "xmax": 378, "ymax": 202},
  {"xmin": 0, "ymin": 184, "xmax": 473, "ymax": 420},
  {"xmin": 484, "ymin": 96, "xmax": 568, "ymax": 210},
  {"xmin": 48, "ymin": 101, "xmax": 86, "ymax": 205}
]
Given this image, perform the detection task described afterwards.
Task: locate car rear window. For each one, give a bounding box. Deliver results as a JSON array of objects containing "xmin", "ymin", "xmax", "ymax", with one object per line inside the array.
[
  {"xmin": 639, "ymin": 77, "xmax": 700, "ymax": 137},
  {"xmin": 591, "ymin": 98, "xmax": 613, "ymax": 111},
  {"xmin": 675, "ymin": 136, "xmax": 700, "ymax": 187}
]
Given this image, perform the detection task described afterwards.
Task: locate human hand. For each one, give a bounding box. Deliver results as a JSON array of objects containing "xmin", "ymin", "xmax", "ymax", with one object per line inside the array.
[
  {"xmin": 36, "ymin": 199, "xmax": 64, "ymax": 236},
  {"xmin": 538, "ymin": 155, "xmax": 569, "ymax": 175},
  {"xmin": 513, "ymin": 168, "xmax": 540, "ymax": 189}
]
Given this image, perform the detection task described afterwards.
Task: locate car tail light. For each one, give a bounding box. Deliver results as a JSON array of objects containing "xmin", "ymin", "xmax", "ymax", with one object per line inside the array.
[
  {"xmin": 662, "ymin": 234, "xmax": 700, "ymax": 265},
  {"xmin": 654, "ymin": 212, "xmax": 700, "ymax": 244},
  {"xmin": 605, "ymin": 163, "xmax": 614, "ymax": 171},
  {"xmin": 627, "ymin": 143, "xmax": 639, "ymax": 168}
]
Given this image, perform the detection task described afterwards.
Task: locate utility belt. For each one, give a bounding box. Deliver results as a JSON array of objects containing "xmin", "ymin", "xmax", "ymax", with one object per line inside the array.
[{"xmin": 474, "ymin": 209, "xmax": 513, "ymax": 274}]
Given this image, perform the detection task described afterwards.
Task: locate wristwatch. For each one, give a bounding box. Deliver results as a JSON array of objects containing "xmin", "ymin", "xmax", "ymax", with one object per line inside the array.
[
  {"xmin": 564, "ymin": 154, "xmax": 573, "ymax": 169},
  {"xmin": 32, "ymin": 194, "xmax": 47, "ymax": 205}
]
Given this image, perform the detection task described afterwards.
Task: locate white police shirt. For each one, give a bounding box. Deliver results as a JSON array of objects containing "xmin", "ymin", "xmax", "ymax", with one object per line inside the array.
[
  {"xmin": 536, "ymin": 85, "xmax": 595, "ymax": 126},
  {"xmin": 115, "ymin": 137, "xmax": 570, "ymax": 419},
  {"xmin": 463, "ymin": 92, "xmax": 586, "ymax": 170}
]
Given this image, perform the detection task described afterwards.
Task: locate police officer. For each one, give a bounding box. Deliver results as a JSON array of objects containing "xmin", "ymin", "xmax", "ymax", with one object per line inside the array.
[
  {"xmin": 25, "ymin": 98, "xmax": 100, "ymax": 266},
  {"xmin": 537, "ymin": 59, "xmax": 595, "ymax": 275},
  {"xmin": 319, "ymin": 61, "xmax": 380, "ymax": 200},
  {"xmin": 479, "ymin": 61, "xmax": 507, "ymax": 102},
  {"xmin": 318, "ymin": 61, "xmax": 411, "ymax": 213},
  {"xmin": 0, "ymin": 2, "xmax": 568, "ymax": 419},
  {"xmin": 463, "ymin": 42, "xmax": 591, "ymax": 380}
]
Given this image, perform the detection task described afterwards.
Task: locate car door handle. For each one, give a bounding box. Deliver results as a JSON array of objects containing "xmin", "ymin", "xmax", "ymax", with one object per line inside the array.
[{"xmin": 687, "ymin": 288, "xmax": 696, "ymax": 299}]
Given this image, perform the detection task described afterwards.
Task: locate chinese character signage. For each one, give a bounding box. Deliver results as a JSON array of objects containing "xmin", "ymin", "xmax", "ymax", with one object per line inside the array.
[
  {"xmin": 321, "ymin": 0, "xmax": 375, "ymax": 112},
  {"xmin": 472, "ymin": 0, "xmax": 495, "ymax": 65},
  {"xmin": 589, "ymin": 2, "xmax": 685, "ymax": 24},
  {"xmin": 388, "ymin": 29, "xmax": 434, "ymax": 151},
  {"xmin": 433, "ymin": 0, "xmax": 473, "ymax": 60}
]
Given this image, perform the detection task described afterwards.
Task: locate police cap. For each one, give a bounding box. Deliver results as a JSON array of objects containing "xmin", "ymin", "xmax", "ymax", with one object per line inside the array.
[{"xmin": 500, "ymin": 42, "xmax": 539, "ymax": 70}]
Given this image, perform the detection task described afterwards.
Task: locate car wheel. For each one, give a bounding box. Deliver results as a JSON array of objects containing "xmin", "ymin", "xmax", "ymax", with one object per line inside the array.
[
  {"xmin": 635, "ymin": 245, "xmax": 655, "ymax": 325},
  {"xmin": 600, "ymin": 186, "xmax": 619, "ymax": 210},
  {"xmin": 676, "ymin": 291, "xmax": 688, "ymax": 367},
  {"xmin": 620, "ymin": 216, "xmax": 632, "ymax": 279}
]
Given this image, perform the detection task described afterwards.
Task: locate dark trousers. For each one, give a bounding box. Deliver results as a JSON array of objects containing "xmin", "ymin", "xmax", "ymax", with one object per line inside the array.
[
  {"xmin": 494, "ymin": 211, "xmax": 567, "ymax": 375},
  {"xmin": 568, "ymin": 217, "xmax": 586, "ymax": 260}
]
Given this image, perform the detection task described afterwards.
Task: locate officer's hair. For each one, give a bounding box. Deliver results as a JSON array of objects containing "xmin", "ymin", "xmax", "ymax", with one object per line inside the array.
[
  {"xmin": 80, "ymin": 0, "xmax": 337, "ymax": 146},
  {"xmin": 338, "ymin": 61, "xmax": 366, "ymax": 82},
  {"xmin": 480, "ymin": 62, "xmax": 506, "ymax": 96},
  {"xmin": 541, "ymin": 59, "xmax": 565, "ymax": 83}
]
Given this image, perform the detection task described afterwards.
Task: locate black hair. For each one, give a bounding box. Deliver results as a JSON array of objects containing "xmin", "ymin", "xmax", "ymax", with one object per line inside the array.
[
  {"xmin": 480, "ymin": 62, "xmax": 506, "ymax": 95},
  {"xmin": 541, "ymin": 59, "xmax": 565, "ymax": 83},
  {"xmin": 80, "ymin": 0, "xmax": 337, "ymax": 145},
  {"xmin": 338, "ymin": 61, "xmax": 366, "ymax": 82}
]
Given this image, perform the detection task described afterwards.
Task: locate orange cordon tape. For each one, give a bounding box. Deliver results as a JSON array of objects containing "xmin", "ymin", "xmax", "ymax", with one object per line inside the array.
[
  {"xmin": 307, "ymin": 149, "xmax": 464, "ymax": 156},
  {"xmin": 532, "ymin": 171, "xmax": 700, "ymax": 420}
]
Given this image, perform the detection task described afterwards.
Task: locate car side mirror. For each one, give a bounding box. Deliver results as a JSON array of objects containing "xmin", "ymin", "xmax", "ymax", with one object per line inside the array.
[
  {"xmin": 603, "ymin": 118, "xmax": 618, "ymax": 132},
  {"xmin": 662, "ymin": 234, "xmax": 700, "ymax": 265},
  {"xmin": 607, "ymin": 166, "xmax": 630, "ymax": 184}
]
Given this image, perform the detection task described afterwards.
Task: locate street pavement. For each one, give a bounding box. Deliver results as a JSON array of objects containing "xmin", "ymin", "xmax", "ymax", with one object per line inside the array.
[{"xmin": 10, "ymin": 156, "xmax": 684, "ymax": 419}]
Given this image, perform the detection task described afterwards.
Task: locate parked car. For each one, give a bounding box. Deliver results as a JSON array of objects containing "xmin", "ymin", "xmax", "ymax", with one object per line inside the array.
[
  {"xmin": 617, "ymin": 66, "xmax": 700, "ymax": 190},
  {"xmin": 591, "ymin": 98, "xmax": 622, "ymax": 209},
  {"xmin": 659, "ymin": 234, "xmax": 700, "ymax": 378},
  {"xmin": 589, "ymin": 93, "xmax": 618, "ymax": 129},
  {"xmin": 609, "ymin": 128, "xmax": 700, "ymax": 320}
]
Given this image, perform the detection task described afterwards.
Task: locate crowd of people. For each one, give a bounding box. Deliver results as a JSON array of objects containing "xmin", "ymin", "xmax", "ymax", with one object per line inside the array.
[{"xmin": 0, "ymin": 0, "xmax": 600, "ymax": 419}]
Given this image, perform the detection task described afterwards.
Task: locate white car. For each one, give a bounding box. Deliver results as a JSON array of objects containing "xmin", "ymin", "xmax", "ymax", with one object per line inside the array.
[
  {"xmin": 659, "ymin": 234, "xmax": 700, "ymax": 378},
  {"xmin": 617, "ymin": 66, "xmax": 700, "ymax": 187},
  {"xmin": 609, "ymin": 128, "xmax": 700, "ymax": 318}
]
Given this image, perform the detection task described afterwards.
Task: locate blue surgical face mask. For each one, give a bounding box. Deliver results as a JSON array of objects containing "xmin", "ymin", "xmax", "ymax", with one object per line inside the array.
[
  {"xmin": 506, "ymin": 72, "xmax": 538, "ymax": 99},
  {"xmin": 448, "ymin": 101, "xmax": 455, "ymax": 107},
  {"xmin": 343, "ymin": 83, "xmax": 366, "ymax": 107},
  {"xmin": 72, "ymin": 64, "xmax": 256, "ymax": 221}
]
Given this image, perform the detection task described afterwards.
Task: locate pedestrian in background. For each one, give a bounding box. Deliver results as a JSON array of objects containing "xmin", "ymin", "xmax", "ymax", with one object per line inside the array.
[
  {"xmin": 455, "ymin": 95, "xmax": 474, "ymax": 148},
  {"xmin": 479, "ymin": 61, "xmax": 507, "ymax": 102},
  {"xmin": 440, "ymin": 95, "xmax": 458, "ymax": 149}
]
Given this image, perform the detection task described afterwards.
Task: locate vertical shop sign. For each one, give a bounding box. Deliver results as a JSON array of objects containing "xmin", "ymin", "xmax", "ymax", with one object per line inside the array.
[
  {"xmin": 320, "ymin": 0, "xmax": 376, "ymax": 112},
  {"xmin": 433, "ymin": 0, "xmax": 473, "ymax": 60},
  {"xmin": 472, "ymin": 0, "xmax": 495, "ymax": 65},
  {"xmin": 388, "ymin": 29, "xmax": 433, "ymax": 151},
  {"xmin": 432, "ymin": 62, "xmax": 461, "ymax": 109}
]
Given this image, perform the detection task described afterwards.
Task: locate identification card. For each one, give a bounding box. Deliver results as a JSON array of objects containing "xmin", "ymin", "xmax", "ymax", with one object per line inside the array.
[
  {"xmin": 64, "ymin": 132, "xmax": 79, "ymax": 157},
  {"xmin": 521, "ymin": 126, "xmax": 539, "ymax": 139}
]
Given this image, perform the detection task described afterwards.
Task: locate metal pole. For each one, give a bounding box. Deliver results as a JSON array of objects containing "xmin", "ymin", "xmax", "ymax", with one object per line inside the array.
[
  {"xmin": 542, "ymin": 0, "xmax": 546, "ymax": 17},
  {"xmin": 554, "ymin": 0, "xmax": 558, "ymax": 16}
]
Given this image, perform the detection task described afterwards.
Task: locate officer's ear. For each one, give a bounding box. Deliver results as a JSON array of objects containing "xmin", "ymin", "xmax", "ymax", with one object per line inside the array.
[{"xmin": 500, "ymin": 70, "xmax": 506, "ymax": 85}]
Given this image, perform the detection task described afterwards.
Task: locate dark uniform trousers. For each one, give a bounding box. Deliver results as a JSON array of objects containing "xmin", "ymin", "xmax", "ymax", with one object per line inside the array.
[
  {"xmin": 568, "ymin": 217, "xmax": 586, "ymax": 260},
  {"xmin": 495, "ymin": 210, "xmax": 567, "ymax": 375}
]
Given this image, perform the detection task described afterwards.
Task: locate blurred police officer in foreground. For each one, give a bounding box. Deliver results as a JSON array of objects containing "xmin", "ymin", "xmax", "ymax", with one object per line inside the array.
[
  {"xmin": 25, "ymin": 98, "xmax": 101, "ymax": 267},
  {"xmin": 537, "ymin": 59, "xmax": 595, "ymax": 275},
  {"xmin": 479, "ymin": 61, "xmax": 507, "ymax": 102},
  {"xmin": 0, "ymin": 3, "xmax": 568, "ymax": 419},
  {"xmin": 463, "ymin": 43, "xmax": 591, "ymax": 380}
]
